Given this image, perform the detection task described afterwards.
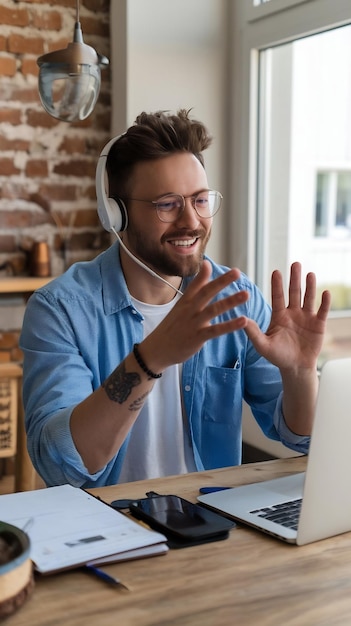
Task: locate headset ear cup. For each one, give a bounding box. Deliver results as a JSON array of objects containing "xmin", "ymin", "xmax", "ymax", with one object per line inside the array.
[
  {"xmin": 97, "ymin": 196, "xmax": 128, "ymax": 233},
  {"xmin": 113, "ymin": 197, "xmax": 128, "ymax": 231}
]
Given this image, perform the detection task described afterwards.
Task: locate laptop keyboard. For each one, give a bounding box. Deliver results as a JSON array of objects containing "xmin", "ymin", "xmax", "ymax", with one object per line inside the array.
[{"xmin": 250, "ymin": 499, "xmax": 302, "ymax": 530}]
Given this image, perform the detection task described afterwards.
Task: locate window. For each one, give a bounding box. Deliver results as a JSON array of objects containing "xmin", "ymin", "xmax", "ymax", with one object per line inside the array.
[
  {"xmin": 229, "ymin": 0, "xmax": 351, "ymax": 364},
  {"xmin": 315, "ymin": 171, "xmax": 351, "ymax": 237}
]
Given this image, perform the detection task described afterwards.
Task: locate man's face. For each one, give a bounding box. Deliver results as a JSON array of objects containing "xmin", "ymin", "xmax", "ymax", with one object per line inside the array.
[{"xmin": 123, "ymin": 152, "xmax": 212, "ymax": 278}]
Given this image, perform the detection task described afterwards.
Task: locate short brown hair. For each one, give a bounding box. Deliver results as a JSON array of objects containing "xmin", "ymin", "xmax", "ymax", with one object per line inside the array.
[{"xmin": 106, "ymin": 109, "xmax": 212, "ymax": 198}]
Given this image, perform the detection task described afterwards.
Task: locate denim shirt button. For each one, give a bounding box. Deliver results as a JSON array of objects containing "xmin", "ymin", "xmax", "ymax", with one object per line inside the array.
[{"xmin": 185, "ymin": 385, "xmax": 191, "ymax": 392}]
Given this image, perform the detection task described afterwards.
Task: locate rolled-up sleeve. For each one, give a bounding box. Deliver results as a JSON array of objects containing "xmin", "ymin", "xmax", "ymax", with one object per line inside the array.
[
  {"xmin": 19, "ymin": 245, "xmax": 139, "ymax": 488},
  {"xmin": 20, "ymin": 288, "xmax": 110, "ymax": 486},
  {"xmin": 273, "ymin": 392, "xmax": 310, "ymax": 454}
]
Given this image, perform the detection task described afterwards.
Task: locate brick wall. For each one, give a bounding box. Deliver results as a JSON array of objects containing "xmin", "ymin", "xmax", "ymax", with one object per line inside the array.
[{"xmin": 0, "ymin": 0, "xmax": 111, "ymax": 361}]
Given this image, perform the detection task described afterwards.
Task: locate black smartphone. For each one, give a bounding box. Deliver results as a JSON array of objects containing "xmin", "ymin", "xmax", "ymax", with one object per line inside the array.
[{"xmin": 129, "ymin": 494, "xmax": 235, "ymax": 544}]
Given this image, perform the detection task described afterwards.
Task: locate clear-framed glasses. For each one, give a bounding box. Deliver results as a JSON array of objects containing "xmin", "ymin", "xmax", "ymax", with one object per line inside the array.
[{"xmin": 126, "ymin": 189, "xmax": 223, "ymax": 223}]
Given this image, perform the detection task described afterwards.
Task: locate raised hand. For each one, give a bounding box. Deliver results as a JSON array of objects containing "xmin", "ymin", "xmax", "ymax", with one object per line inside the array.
[
  {"xmin": 244, "ymin": 262, "xmax": 331, "ymax": 372},
  {"xmin": 142, "ymin": 260, "xmax": 250, "ymax": 371}
]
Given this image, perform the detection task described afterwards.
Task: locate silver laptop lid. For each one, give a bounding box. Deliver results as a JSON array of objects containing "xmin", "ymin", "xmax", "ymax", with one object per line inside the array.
[
  {"xmin": 198, "ymin": 358, "xmax": 351, "ymax": 546},
  {"xmin": 297, "ymin": 357, "xmax": 351, "ymax": 544}
]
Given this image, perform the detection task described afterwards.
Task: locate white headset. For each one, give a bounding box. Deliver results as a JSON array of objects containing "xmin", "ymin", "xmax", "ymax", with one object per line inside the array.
[
  {"xmin": 95, "ymin": 134, "xmax": 128, "ymax": 232},
  {"xmin": 94, "ymin": 132, "xmax": 184, "ymax": 296}
]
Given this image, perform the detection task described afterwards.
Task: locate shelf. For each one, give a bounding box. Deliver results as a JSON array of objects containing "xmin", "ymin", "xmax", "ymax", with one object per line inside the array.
[{"xmin": 0, "ymin": 276, "xmax": 54, "ymax": 294}]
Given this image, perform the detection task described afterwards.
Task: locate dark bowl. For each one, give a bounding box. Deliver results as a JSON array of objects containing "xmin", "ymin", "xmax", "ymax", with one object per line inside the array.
[{"xmin": 0, "ymin": 521, "xmax": 34, "ymax": 618}]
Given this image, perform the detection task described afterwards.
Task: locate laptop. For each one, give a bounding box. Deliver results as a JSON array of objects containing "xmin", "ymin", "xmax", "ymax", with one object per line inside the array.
[{"xmin": 198, "ymin": 357, "xmax": 351, "ymax": 545}]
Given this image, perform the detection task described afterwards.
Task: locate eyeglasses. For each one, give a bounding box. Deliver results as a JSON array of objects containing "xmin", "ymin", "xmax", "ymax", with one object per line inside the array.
[{"xmin": 124, "ymin": 190, "xmax": 223, "ymax": 223}]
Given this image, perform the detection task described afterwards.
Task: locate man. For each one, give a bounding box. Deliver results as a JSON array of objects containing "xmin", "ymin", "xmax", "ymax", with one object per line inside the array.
[{"xmin": 20, "ymin": 109, "xmax": 330, "ymax": 488}]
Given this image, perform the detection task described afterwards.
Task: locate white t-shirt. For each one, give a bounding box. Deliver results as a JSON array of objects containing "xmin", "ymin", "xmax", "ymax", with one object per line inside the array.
[{"xmin": 118, "ymin": 294, "xmax": 196, "ymax": 483}]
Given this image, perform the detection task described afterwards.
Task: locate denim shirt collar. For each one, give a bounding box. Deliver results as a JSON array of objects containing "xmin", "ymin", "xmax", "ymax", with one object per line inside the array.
[
  {"xmin": 100, "ymin": 239, "xmax": 209, "ymax": 315},
  {"xmin": 100, "ymin": 240, "xmax": 133, "ymax": 316}
]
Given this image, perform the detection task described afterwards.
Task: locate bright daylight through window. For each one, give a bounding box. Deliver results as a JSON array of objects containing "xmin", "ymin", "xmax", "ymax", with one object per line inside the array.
[{"xmin": 256, "ymin": 24, "xmax": 351, "ymax": 365}]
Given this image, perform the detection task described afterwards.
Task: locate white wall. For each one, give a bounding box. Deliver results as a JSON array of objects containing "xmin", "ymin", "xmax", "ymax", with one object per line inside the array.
[{"xmin": 110, "ymin": 0, "xmax": 230, "ymax": 264}]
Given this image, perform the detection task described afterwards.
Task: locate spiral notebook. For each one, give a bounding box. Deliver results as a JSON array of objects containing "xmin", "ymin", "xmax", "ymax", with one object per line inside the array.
[{"xmin": 0, "ymin": 484, "xmax": 168, "ymax": 573}]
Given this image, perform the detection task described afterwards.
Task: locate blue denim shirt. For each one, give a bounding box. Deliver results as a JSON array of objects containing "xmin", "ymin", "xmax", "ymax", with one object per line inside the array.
[{"xmin": 20, "ymin": 241, "xmax": 309, "ymax": 488}]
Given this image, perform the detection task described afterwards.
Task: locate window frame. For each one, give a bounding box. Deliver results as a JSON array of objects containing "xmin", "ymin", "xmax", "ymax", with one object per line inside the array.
[
  {"xmin": 248, "ymin": 0, "xmax": 313, "ymax": 23},
  {"xmin": 227, "ymin": 0, "xmax": 351, "ymax": 279}
]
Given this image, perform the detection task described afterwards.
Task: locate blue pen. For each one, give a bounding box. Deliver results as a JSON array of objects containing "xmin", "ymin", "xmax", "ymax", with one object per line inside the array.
[
  {"xmin": 85, "ymin": 564, "xmax": 129, "ymax": 590},
  {"xmin": 199, "ymin": 486, "xmax": 231, "ymax": 494}
]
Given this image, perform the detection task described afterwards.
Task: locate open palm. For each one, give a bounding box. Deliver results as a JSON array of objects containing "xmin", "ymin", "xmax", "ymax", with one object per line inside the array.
[{"xmin": 244, "ymin": 262, "xmax": 331, "ymax": 371}]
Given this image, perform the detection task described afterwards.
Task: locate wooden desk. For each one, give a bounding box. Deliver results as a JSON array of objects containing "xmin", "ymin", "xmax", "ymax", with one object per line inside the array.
[{"xmin": 7, "ymin": 456, "xmax": 351, "ymax": 626}]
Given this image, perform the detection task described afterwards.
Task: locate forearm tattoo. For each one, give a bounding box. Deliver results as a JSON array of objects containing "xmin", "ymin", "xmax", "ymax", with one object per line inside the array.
[
  {"xmin": 129, "ymin": 391, "xmax": 149, "ymax": 411},
  {"xmin": 102, "ymin": 362, "xmax": 141, "ymax": 404}
]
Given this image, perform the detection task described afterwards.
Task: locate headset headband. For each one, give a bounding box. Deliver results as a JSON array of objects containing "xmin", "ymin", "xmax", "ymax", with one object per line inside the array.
[{"xmin": 95, "ymin": 133, "xmax": 128, "ymax": 232}]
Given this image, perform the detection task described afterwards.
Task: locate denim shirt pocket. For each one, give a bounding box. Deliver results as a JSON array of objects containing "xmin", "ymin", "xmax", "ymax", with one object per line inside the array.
[{"xmin": 202, "ymin": 365, "xmax": 242, "ymax": 425}]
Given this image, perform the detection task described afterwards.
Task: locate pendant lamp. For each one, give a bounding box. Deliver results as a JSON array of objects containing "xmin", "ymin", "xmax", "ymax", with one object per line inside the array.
[{"xmin": 37, "ymin": 0, "xmax": 109, "ymax": 122}]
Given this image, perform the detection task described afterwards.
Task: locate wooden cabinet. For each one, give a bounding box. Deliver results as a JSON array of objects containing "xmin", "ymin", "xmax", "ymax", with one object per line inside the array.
[
  {"xmin": 0, "ymin": 278, "xmax": 52, "ymax": 491},
  {"xmin": 0, "ymin": 363, "xmax": 36, "ymax": 492},
  {"xmin": 0, "ymin": 276, "xmax": 53, "ymax": 294}
]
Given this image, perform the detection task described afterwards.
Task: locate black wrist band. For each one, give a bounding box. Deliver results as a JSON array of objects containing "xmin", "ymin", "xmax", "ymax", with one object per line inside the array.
[{"xmin": 133, "ymin": 343, "xmax": 162, "ymax": 379}]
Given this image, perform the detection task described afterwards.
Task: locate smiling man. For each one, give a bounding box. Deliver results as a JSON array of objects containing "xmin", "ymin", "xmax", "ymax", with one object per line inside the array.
[{"xmin": 20, "ymin": 109, "xmax": 330, "ymax": 488}]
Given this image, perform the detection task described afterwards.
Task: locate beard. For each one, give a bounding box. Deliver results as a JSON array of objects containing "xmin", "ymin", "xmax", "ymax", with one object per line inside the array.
[{"xmin": 125, "ymin": 224, "xmax": 211, "ymax": 278}]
